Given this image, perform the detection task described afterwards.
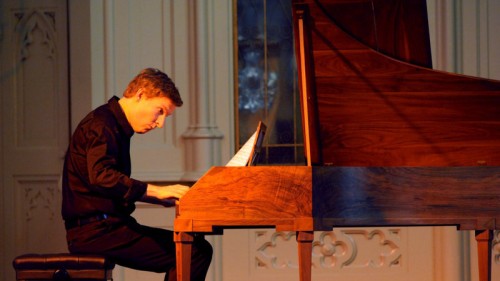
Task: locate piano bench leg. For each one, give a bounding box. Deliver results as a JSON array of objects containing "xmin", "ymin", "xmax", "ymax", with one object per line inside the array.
[{"xmin": 475, "ymin": 230, "xmax": 493, "ymax": 281}]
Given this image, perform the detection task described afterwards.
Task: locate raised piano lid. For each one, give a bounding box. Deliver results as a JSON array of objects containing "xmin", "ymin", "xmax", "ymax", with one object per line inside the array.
[{"xmin": 293, "ymin": 0, "xmax": 500, "ymax": 167}]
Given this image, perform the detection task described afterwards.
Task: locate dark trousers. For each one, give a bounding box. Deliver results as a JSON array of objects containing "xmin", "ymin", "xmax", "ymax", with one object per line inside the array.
[{"xmin": 66, "ymin": 216, "xmax": 212, "ymax": 281}]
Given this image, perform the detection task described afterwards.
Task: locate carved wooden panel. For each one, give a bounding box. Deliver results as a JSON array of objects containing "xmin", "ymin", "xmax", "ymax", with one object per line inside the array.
[
  {"xmin": 15, "ymin": 176, "xmax": 66, "ymax": 254},
  {"xmin": 1, "ymin": 2, "xmax": 69, "ymax": 280},
  {"xmin": 14, "ymin": 10, "xmax": 62, "ymax": 148},
  {"xmin": 222, "ymin": 227, "xmax": 433, "ymax": 281},
  {"xmin": 254, "ymin": 229, "xmax": 404, "ymax": 272},
  {"xmin": 494, "ymin": 231, "xmax": 500, "ymax": 276}
]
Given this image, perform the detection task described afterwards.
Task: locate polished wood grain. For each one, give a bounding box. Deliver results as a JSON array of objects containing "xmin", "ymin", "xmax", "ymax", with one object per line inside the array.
[
  {"xmin": 294, "ymin": 1, "xmax": 500, "ymax": 167},
  {"xmin": 301, "ymin": 0, "xmax": 432, "ymax": 67},
  {"xmin": 177, "ymin": 166, "xmax": 500, "ymax": 232},
  {"xmin": 175, "ymin": 166, "xmax": 313, "ymax": 232},
  {"xmin": 313, "ymin": 167, "xmax": 500, "ymax": 230},
  {"xmin": 174, "ymin": 166, "xmax": 313, "ymax": 281}
]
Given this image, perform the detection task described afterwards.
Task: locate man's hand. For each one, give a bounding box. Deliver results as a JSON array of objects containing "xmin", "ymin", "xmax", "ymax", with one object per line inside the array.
[{"xmin": 140, "ymin": 184, "xmax": 190, "ymax": 207}]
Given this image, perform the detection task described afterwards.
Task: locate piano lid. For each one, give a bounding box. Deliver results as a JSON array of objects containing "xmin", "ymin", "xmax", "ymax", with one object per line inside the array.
[
  {"xmin": 292, "ymin": 0, "xmax": 500, "ymax": 167},
  {"xmin": 299, "ymin": 0, "xmax": 433, "ymax": 68}
]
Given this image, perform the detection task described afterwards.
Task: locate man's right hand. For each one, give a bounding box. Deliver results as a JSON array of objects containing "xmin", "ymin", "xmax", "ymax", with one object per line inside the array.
[{"xmin": 140, "ymin": 184, "xmax": 190, "ymax": 207}]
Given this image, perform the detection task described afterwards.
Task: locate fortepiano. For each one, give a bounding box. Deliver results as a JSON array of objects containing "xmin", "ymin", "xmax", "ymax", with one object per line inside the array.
[{"xmin": 174, "ymin": 1, "xmax": 500, "ymax": 280}]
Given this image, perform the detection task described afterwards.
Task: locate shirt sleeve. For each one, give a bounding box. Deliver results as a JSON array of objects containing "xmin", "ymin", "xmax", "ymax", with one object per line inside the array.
[{"xmin": 85, "ymin": 123, "xmax": 147, "ymax": 203}]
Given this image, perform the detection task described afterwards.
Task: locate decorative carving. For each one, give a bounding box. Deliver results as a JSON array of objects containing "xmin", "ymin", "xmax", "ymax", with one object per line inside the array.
[
  {"xmin": 13, "ymin": 8, "xmax": 59, "ymax": 147},
  {"xmin": 20, "ymin": 179, "xmax": 60, "ymax": 222},
  {"xmin": 338, "ymin": 229, "xmax": 401, "ymax": 269},
  {"xmin": 15, "ymin": 10, "xmax": 56, "ymax": 61},
  {"xmin": 16, "ymin": 177, "xmax": 66, "ymax": 254},
  {"xmin": 254, "ymin": 229, "xmax": 402, "ymax": 271},
  {"xmin": 312, "ymin": 230, "xmax": 348, "ymax": 269},
  {"xmin": 256, "ymin": 230, "xmax": 297, "ymax": 269},
  {"xmin": 494, "ymin": 230, "xmax": 500, "ymax": 265}
]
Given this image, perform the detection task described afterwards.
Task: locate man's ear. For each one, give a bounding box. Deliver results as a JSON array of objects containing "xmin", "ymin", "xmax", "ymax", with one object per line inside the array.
[
  {"xmin": 135, "ymin": 88, "xmax": 144, "ymax": 101},
  {"xmin": 132, "ymin": 88, "xmax": 144, "ymax": 102}
]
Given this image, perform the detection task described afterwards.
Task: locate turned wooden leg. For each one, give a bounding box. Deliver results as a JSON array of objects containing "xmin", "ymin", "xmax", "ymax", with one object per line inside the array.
[
  {"xmin": 174, "ymin": 231, "xmax": 194, "ymax": 281},
  {"xmin": 475, "ymin": 230, "xmax": 493, "ymax": 281},
  {"xmin": 297, "ymin": 231, "xmax": 314, "ymax": 281}
]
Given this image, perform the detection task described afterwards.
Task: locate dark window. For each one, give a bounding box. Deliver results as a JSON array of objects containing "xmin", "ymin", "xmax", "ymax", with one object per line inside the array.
[{"xmin": 236, "ymin": 0, "xmax": 304, "ymax": 165}]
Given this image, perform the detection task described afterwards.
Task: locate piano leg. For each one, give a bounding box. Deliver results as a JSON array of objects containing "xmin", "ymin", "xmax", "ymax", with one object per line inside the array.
[
  {"xmin": 174, "ymin": 231, "xmax": 194, "ymax": 281},
  {"xmin": 475, "ymin": 230, "xmax": 493, "ymax": 281},
  {"xmin": 297, "ymin": 231, "xmax": 314, "ymax": 281}
]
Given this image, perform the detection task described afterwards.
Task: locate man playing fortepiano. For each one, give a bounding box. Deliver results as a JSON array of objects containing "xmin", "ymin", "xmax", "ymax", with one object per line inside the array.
[{"xmin": 61, "ymin": 68, "xmax": 212, "ymax": 280}]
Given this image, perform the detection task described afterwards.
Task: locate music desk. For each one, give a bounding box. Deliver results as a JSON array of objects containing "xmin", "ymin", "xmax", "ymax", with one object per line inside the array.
[{"xmin": 174, "ymin": 166, "xmax": 499, "ymax": 281}]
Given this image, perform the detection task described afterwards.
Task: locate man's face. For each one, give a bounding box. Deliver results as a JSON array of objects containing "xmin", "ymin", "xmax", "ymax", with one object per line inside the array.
[{"xmin": 129, "ymin": 95, "xmax": 176, "ymax": 134}]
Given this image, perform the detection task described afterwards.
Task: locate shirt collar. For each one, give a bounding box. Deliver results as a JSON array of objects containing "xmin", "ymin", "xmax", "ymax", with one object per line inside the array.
[{"xmin": 108, "ymin": 96, "xmax": 134, "ymax": 138}]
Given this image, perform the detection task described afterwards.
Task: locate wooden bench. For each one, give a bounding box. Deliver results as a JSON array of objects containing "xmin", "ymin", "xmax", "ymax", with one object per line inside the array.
[{"xmin": 13, "ymin": 253, "xmax": 114, "ymax": 280}]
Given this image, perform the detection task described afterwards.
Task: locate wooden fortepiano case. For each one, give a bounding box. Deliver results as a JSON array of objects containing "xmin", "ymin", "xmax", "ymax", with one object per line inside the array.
[{"xmin": 174, "ymin": 1, "xmax": 500, "ymax": 281}]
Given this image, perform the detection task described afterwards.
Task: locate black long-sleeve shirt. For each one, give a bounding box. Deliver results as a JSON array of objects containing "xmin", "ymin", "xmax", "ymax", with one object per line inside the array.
[{"xmin": 62, "ymin": 96, "xmax": 147, "ymax": 221}]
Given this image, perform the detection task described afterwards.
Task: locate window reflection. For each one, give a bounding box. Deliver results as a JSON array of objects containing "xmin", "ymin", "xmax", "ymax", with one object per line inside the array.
[
  {"xmin": 236, "ymin": 0, "xmax": 304, "ymax": 164},
  {"xmin": 238, "ymin": 49, "xmax": 278, "ymax": 113}
]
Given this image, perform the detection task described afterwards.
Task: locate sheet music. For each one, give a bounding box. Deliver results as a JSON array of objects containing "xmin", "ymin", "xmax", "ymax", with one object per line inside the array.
[{"xmin": 225, "ymin": 131, "xmax": 257, "ymax": 167}]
